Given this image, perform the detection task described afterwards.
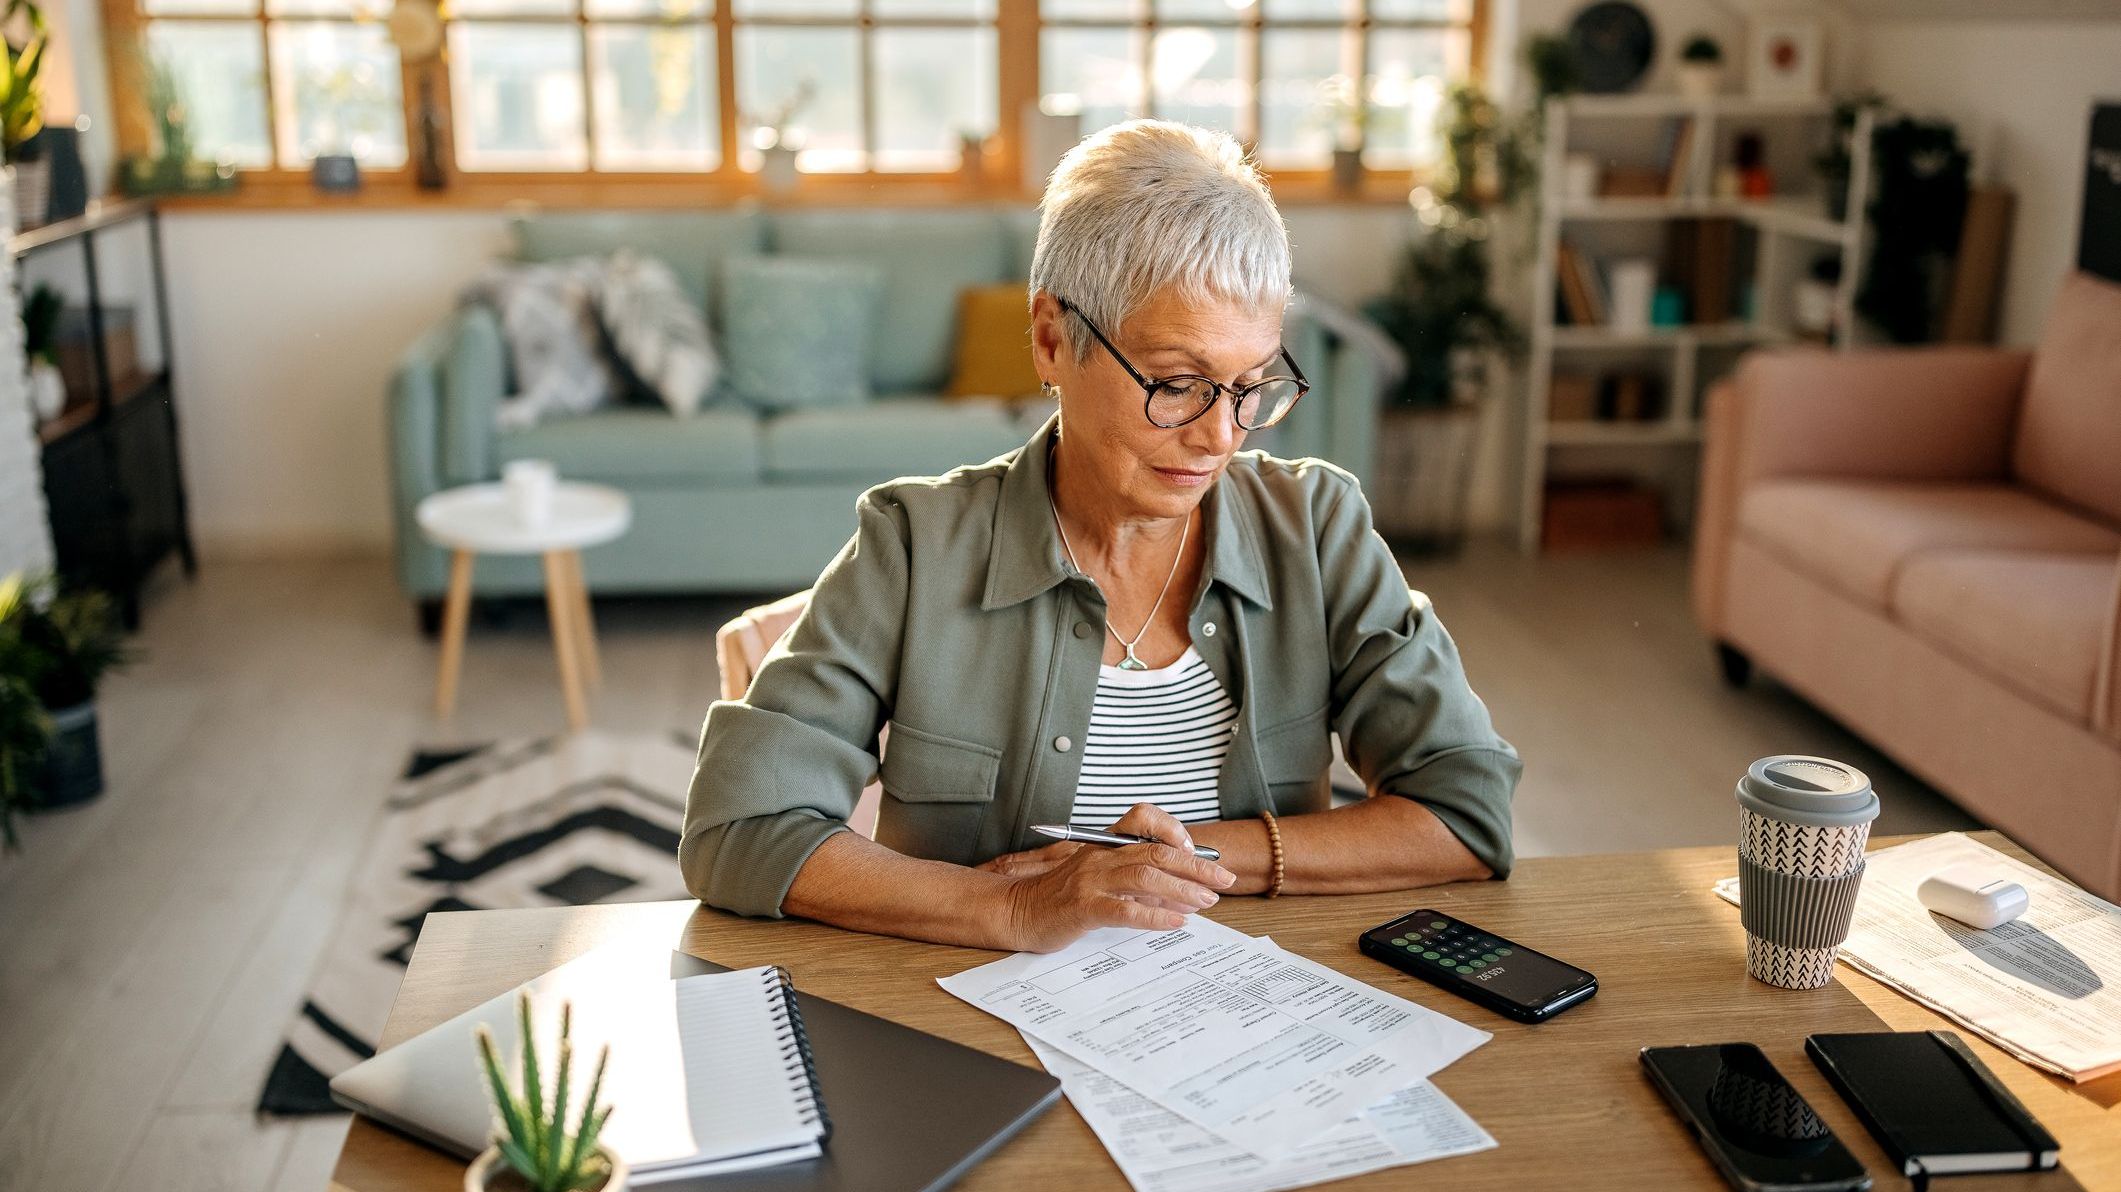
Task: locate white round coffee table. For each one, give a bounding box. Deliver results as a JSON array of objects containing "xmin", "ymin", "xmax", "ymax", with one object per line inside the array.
[{"xmin": 416, "ymin": 482, "xmax": 632, "ymax": 730}]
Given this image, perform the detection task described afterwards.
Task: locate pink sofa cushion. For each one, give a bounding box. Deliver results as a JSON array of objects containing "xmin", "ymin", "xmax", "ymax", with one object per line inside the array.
[
  {"xmin": 2014, "ymin": 272, "xmax": 2121, "ymax": 525},
  {"xmin": 1891, "ymin": 549, "xmax": 2119, "ymax": 721},
  {"xmin": 1739, "ymin": 479, "xmax": 2121, "ymax": 608}
]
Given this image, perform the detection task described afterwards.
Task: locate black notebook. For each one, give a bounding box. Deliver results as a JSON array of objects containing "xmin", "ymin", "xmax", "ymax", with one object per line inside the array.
[{"xmin": 1805, "ymin": 1031, "xmax": 2059, "ymax": 1178}]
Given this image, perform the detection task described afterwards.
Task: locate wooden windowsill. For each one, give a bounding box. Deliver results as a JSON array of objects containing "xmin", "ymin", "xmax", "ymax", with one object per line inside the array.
[{"xmin": 152, "ymin": 170, "xmax": 1424, "ymax": 215}]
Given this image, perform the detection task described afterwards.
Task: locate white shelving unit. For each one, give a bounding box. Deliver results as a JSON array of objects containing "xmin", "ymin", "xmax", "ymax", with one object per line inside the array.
[{"xmin": 1517, "ymin": 94, "xmax": 1876, "ymax": 551}]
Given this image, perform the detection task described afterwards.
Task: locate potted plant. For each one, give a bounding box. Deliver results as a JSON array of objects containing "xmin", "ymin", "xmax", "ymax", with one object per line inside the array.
[
  {"xmin": 1362, "ymin": 82, "xmax": 1534, "ymax": 554},
  {"xmin": 742, "ymin": 79, "xmax": 815, "ymax": 196},
  {"xmin": 7, "ymin": 574, "xmax": 129, "ymax": 810},
  {"xmin": 470, "ymin": 993, "xmax": 625, "ymax": 1192},
  {"xmin": 0, "ymin": 574, "xmax": 52, "ymax": 847},
  {"xmin": 1677, "ymin": 35, "xmax": 1723, "ymax": 99},
  {"xmin": 1, "ymin": 0, "xmax": 48, "ymax": 228},
  {"xmin": 21, "ymin": 282, "xmax": 62, "ymax": 421}
]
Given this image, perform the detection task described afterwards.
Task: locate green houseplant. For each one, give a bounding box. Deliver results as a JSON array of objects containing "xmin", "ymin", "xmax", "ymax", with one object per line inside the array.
[
  {"xmin": 1, "ymin": 0, "xmax": 48, "ymax": 227},
  {"xmin": 7, "ymin": 573, "xmax": 130, "ymax": 811},
  {"xmin": 0, "ymin": 574, "xmax": 52, "ymax": 847},
  {"xmin": 470, "ymin": 993, "xmax": 625, "ymax": 1192},
  {"xmin": 1362, "ymin": 79, "xmax": 1542, "ymax": 552},
  {"xmin": 1677, "ymin": 34, "xmax": 1723, "ymax": 99}
]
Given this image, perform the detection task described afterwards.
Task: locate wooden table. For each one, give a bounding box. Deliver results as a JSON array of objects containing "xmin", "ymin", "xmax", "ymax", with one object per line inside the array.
[{"xmin": 331, "ymin": 832, "xmax": 2121, "ymax": 1191}]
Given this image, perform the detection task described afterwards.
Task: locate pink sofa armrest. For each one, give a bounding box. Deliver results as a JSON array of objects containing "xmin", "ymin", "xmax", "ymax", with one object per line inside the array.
[{"xmin": 1692, "ymin": 346, "xmax": 2031, "ymax": 634}]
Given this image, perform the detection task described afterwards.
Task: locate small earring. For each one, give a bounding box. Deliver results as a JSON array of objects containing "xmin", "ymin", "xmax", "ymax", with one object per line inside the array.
[{"xmin": 1040, "ymin": 381, "xmax": 1059, "ymax": 400}]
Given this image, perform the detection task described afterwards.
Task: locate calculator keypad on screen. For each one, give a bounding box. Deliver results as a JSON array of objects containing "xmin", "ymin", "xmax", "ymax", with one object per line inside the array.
[{"xmin": 1387, "ymin": 919, "xmax": 1513, "ymax": 976}]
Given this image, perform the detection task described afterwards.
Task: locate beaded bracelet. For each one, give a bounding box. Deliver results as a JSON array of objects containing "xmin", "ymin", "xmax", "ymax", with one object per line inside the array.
[{"xmin": 1260, "ymin": 810, "xmax": 1285, "ymax": 898}]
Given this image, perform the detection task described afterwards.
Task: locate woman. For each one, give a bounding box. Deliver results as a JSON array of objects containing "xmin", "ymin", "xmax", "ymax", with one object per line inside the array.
[{"xmin": 682, "ymin": 120, "xmax": 1519, "ymax": 953}]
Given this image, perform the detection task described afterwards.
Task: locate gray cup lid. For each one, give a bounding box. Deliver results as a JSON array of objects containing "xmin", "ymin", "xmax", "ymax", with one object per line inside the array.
[{"xmin": 1735, "ymin": 755, "xmax": 1879, "ymax": 827}]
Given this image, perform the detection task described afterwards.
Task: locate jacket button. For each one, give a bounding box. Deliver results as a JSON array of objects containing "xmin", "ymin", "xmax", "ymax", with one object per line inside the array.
[
  {"xmin": 1073, "ymin": 621, "xmax": 1091, "ymax": 639},
  {"xmin": 1201, "ymin": 622, "xmax": 1217, "ymax": 637},
  {"xmin": 1054, "ymin": 735, "xmax": 1073, "ymax": 752}
]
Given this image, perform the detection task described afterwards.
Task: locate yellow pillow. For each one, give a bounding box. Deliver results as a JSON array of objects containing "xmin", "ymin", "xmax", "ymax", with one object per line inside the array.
[{"xmin": 945, "ymin": 284, "xmax": 1044, "ymax": 400}]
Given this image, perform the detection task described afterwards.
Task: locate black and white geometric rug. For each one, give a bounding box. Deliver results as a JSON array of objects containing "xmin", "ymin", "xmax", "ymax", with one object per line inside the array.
[{"xmin": 257, "ymin": 730, "xmax": 697, "ymax": 1115}]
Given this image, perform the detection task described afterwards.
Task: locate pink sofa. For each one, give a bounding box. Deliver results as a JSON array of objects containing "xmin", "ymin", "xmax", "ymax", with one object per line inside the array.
[{"xmin": 1693, "ymin": 272, "xmax": 2121, "ymax": 900}]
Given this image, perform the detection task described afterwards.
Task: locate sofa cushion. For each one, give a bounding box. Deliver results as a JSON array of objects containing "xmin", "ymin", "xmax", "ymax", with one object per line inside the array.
[
  {"xmin": 944, "ymin": 283, "xmax": 1042, "ymax": 400},
  {"xmin": 761, "ymin": 399, "xmax": 1041, "ymax": 482},
  {"xmin": 1891, "ymin": 549, "xmax": 2118, "ymax": 721},
  {"xmin": 2014, "ymin": 271, "xmax": 2121, "ymax": 526},
  {"xmin": 768, "ymin": 210, "xmax": 1010, "ymax": 394},
  {"xmin": 498, "ymin": 406, "xmax": 761, "ymax": 484},
  {"xmin": 721, "ymin": 256, "xmax": 883, "ymax": 411},
  {"xmin": 512, "ymin": 210, "xmax": 766, "ymax": 318},
  {"xmin": 1738, "ymin": 479, "xmax": 2121, "ymax": 608}
]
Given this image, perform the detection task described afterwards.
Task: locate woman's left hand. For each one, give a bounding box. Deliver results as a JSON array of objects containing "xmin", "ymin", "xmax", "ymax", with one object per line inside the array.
[{"xmin": 977, "ymin": 841, "xmax": 1085, "ymax": 879}]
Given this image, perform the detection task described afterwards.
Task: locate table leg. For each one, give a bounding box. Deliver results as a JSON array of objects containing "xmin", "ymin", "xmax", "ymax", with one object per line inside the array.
[
  {"xmin": 543, "ymin": 551, "xmax": 589, "ymax": 731},
  {"xmin": 566, "ymin": 551, "xmax": 602, "ymax": 690},
  {"xmin": 434, "ymin": 550, "xmax": 475, "ymax": 719}
]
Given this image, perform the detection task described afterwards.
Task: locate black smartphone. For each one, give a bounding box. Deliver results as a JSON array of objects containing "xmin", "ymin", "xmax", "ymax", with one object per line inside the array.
[
  {"xmin": 1641, "ymin": 1043, "xmax": 1871, "ymax": 1192},
  {"xmin": 1357, "ymin": 908, "xmax": 1596, "ymax": 1023}
]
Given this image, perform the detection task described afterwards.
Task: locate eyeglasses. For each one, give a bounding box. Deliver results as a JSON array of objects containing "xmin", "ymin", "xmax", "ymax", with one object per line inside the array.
[{"xmin": 1058, "ymin": 297, "xmax": 1309, "ymax": 431}]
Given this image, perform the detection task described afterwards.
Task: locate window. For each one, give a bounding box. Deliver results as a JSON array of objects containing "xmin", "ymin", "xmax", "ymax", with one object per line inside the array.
[
  {"xmin": 139, "ymin": 0, "xmax": 406, "ymax": 169},
  {"xmin": 1039, "ymin": 0, "xmax": 1473, "ymax": 169},
  {"xmin": 119, "ymin": 0, "xmax": 1475, "ymax": 185}
]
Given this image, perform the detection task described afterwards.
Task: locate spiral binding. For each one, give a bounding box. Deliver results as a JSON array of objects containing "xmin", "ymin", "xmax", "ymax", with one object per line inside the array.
[{"xmin": 763, "ymin": 966, "xmax": 833, "ymax": 1143}]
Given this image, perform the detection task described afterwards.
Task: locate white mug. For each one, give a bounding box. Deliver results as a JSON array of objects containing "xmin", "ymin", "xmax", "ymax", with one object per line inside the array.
[{"xmin": 504, "ymin": 459, "xmax": 557, "ymax": 528}]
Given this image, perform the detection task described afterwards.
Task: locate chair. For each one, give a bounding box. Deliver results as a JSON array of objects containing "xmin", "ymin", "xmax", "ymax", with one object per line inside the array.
[{"xmin": 715, "ymin": 591, "xmax": 884, "ymax": 838}]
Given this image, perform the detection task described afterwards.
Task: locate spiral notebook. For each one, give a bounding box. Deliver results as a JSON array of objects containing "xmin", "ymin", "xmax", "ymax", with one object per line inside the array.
[{"xmin": 331, "ymin": 947, "xmax": 831, "ymax": 1183}]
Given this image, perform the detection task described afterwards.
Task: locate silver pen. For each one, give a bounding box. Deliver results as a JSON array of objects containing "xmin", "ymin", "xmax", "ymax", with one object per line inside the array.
[{"xmin": 1031, "ymin": 824, "xmax": 1222, "ymax": 862}]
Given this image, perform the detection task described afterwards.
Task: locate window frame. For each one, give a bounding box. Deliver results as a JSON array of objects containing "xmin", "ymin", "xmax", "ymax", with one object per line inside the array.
[{"xmin": 101, "ymin": 0, "xmax": 1484, "ymax": 202}]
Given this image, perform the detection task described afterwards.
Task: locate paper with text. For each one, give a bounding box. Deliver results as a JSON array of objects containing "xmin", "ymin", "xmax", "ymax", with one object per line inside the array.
[
  {"xmin": 1716, "ymin": 832, "xmax": 2121, "ymax": 1082},
  {"xmin": 938, "ymin": 918, "xmax": 1489, "ymax": 1158}
]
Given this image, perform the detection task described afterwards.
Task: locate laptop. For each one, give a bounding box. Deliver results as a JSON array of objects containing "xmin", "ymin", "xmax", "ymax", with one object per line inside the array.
[{"xmin": 332, "ymin": 947, "xmax": 1061, "ymax": 1192}]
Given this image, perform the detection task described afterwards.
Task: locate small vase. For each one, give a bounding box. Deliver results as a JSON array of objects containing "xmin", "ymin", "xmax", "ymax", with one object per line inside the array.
[
  {"xmin": 1330, "ymin": 147, "xmax": 1364, "ymax": 194},
  {"xmin": 465, "ymin": 1145, "xmax": 629, "ymax": 1192},
  {"xmin": 1677, "ymin": 62, "xmax": 1723, "ymax": 100},
  {"xmin": 759, "ymin": 145, "xmax": 800, "ymax": 195}
]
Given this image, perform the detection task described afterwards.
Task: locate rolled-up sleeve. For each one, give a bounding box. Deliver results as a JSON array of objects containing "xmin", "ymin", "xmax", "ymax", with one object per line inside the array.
[
  {"xmin": 680, "ymin": 491, "xmax": 911, "ymax": 916},
  {"xmin": 1318, "ymin": 478, "xmax": 1521, "ymax": 877}
]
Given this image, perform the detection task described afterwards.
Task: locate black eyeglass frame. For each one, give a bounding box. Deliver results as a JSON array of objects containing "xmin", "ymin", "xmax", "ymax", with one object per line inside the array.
[{"xmin": 1057, "ymin": 297, "xmax": 1310, "ymax": 431}]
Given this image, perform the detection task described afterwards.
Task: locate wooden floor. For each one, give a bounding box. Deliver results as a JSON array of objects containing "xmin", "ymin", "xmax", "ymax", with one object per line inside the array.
[{"xmin": 0, "ymin": 544, "xmax": 1977, "ymax": 1191}]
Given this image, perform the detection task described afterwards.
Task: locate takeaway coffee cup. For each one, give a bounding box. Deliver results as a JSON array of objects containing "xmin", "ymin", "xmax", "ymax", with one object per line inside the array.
[
  {"xmin": 1735, "ymin": 756, "xmax": 1879, "ymax": 989},
  {"xmin": 504, "ymin": 459, "xmax": 557, "ymax": 528}
]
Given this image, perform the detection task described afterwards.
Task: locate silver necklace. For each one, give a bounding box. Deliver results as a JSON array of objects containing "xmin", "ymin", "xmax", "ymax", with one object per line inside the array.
[{"xmin": 1049, "ymin": 471, "xmax": 1190, "ymax": 672}]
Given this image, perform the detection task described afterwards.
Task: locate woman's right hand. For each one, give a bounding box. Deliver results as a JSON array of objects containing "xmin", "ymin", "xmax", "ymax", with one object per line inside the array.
[{"xmin": 997, "ymin": 804, "xmax": 1238, "ymax": 953}]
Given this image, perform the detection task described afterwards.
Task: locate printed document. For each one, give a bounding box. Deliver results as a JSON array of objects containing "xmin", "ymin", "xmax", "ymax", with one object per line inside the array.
[
  {"xmin": 937, "ymin": 917, "xmax": 1489, "ymax": 1158},
  {"xmin": 1716, "ymin": 832, "xmax": 2121, "ymax": 1081},
  {"xmin": 1021, "ymin": 1011, "xmax": 1493, "ymax": 1192}
]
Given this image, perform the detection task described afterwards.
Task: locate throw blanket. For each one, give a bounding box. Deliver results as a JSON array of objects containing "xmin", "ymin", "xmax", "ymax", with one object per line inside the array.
[{"xmin": 465, "ymin": 250, "xmax": 718, "ymax": 430}]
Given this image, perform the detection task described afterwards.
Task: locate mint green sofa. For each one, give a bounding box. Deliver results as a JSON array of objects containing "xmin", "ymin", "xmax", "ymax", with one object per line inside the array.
[{"xmin": 388, "ymin": 207, "xmax": 1387, "ymax": 613}]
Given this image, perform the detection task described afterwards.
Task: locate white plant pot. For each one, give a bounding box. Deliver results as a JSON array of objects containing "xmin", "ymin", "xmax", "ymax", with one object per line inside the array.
[
  {"xmin": 9, "ymin": 158, "xmax": 49, "ymax": 228},
  {"xmin": 29, "ymin": 359, "xmax": 66, "ymax": 422},
  {"xmin": 465, "ymin": 1145, "xmax": 629, "ymax": 1192},
  {"xmin": 759, "ymin": 145, "xmax": 800, "ymax": 195},
  {"xmin": 1677, "ymin": 62, "xmax": 1724, "ymax": 100}
]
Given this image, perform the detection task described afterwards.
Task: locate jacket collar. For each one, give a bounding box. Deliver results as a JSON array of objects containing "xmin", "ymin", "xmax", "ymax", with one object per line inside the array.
[{"xmin": 982, "ymin": 413, "xmax": 1275, "ymax": 612}]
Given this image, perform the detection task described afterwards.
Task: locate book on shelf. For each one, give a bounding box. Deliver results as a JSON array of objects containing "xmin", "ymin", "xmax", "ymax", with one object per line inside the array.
[
  {"xmin": 1548, "ymin": 374, "xmax": 1597, "ymax": 422},
  {"xmin": 1664, "ymin": 118, "xmax": 1696, "ymax": 199},
  {"xmin": 1556, "ymin": 243, "xmax": 1607, "ymax": 326}
]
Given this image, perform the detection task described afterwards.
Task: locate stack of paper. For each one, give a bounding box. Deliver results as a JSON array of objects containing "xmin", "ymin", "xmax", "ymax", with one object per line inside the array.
[
  {"xmin": 938, "ymin": 918, "xmax": 1495, "ymax": 1192},
  {"xmin": 1715, "ymin": 832, "xmax": 2121, "ymax": 1082}
]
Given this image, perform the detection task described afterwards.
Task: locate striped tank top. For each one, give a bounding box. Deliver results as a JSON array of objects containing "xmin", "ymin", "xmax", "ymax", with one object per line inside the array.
[{"xmin": 1068, "ymin": 646, "xmax": 1238, "ymax": 828}]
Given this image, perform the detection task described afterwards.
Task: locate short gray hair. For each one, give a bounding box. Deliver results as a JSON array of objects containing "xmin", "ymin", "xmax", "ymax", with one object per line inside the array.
[{"xmin": 1030, "ymin": 120, "xmax": 1292, "ymax": 363}]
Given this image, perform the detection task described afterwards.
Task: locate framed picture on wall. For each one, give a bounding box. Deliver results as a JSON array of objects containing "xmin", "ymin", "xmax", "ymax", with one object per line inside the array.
[
  {"xmin": 2083, "ymin": 103, "xmax": 2121, "ymax": 284},
  {"xmin": 1748, "ymin": 20, "xmax": 1823, "ymax": 99}
]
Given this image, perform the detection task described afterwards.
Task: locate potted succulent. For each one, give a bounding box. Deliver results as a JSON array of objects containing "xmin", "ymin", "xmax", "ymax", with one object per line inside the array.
[
  {"xmin": 742, "ymin": 79, "xmax": 816, "ymax": 196},
  {"xmin": 1677, "ymin": 35, "xmax": 1724, "ymax": 99},
  {"xmin": 0, "ymin": 574, "xmax": 51, "ymax": 847},
  {"xmin": 1, "ymin": 0, "xmax": 48, "ymax": 228},
  {"xmin": 7, "ymin": 573, "xmax": 129, "ymax": 810},
  {"xmin": 21, "ymin": 282, "xmax": 63, "ymax": 422},
  {"xmin": 470, "ymin": 993, "xmax": 625, "ymax": 1192}
]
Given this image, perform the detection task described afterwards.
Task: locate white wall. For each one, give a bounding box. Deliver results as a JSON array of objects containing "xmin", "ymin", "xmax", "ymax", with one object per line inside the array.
[
  {"xmin": 161, "ymin": 212, "xmax": 512, "ymax": 554},
  {"xmin": 1852, "ymin": 19, "xmax": 2121, "ymax": 345}
]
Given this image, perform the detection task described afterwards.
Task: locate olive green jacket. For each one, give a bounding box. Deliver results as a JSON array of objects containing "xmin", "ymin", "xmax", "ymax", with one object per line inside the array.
[{"xmin": 681, "ymin": 416, "xmax": 1520, "ymax": 917}]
